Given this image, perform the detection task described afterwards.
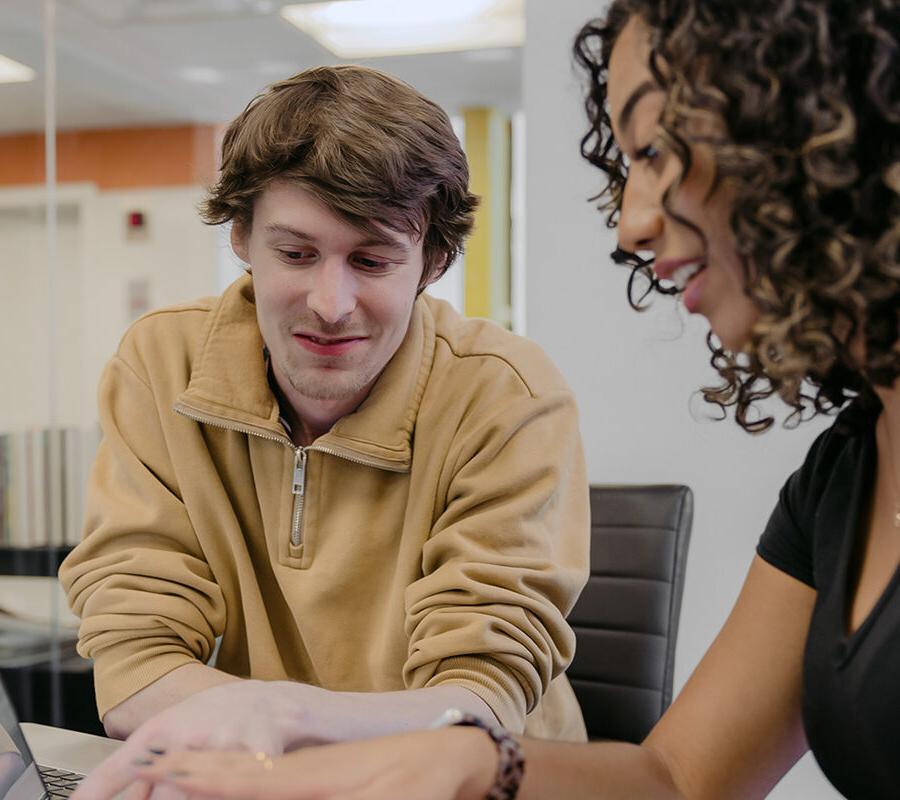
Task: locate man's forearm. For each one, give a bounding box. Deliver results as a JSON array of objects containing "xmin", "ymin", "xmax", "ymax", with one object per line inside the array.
[
  {"xmin": 278, "ymin": 683, "xmax": 498, "ymax": 748},
  {"xmin": 105, "ymin": 664, "xmax": 497, "ymax": 747},
  {"xmin": 102, "ymin": 662, "xmax": 240, "ymax": 739}
]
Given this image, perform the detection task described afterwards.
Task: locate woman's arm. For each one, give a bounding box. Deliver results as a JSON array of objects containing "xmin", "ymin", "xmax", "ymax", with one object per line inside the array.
[
  {"xmin": 641, "ymin": 556, "xmax": 813, "ymax": 799},
  {"xmin": 500, "ymin": 556, "xmax": 814, "ymax": 800},
  {"xmin": 133, "ymin": 556, "xmax": 815, "ymax": 800}
]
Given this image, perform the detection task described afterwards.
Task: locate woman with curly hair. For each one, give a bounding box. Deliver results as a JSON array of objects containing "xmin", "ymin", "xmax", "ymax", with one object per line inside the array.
[{"xmin": 124, "ymin": 0, "xmax": 899, "ymax": 797}]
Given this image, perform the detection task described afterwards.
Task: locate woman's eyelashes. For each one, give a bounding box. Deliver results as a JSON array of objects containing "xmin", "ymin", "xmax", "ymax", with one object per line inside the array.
[
  {"xmin": 633, "ymin": 142, "xmax": 660, "ymax": 162},
  {"xmin": 620, "ymin": 139, "xmax": 661, "ymax": 173}
]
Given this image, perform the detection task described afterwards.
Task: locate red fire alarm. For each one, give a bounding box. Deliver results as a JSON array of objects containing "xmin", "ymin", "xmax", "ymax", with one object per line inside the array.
[{"xmin": 126, "ymin": 210, "xmax": 148, "ymax": 241}]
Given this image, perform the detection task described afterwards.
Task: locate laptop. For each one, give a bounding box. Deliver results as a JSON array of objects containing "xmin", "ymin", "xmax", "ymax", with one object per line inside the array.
[{"xmin": 0, "ymin": 677, "xmax": 86, "ymax": 800}]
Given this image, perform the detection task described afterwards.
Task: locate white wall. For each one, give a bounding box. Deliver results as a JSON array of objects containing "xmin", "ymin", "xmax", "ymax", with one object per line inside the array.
[
  {"xmin": 0, "ymin": 183, "xmax": 218, "ymax": 432},
  {"xmin": 523, "ymin": 1, "xmax": 839, "ymax": 797},
  {"xmin": 0, "ymin": 194, "xmax": 84, "ymax": 430},
  {"xmin": 80, "ymin": 184, "xmax": 219, "ymax": 408}
]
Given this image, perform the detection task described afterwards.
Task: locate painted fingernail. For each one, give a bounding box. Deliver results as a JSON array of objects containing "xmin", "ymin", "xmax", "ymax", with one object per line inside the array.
[
  {"xmin": 132, "ymin": 758, "xmax": 155, "ymax": 766},
  {"xmin": 147, "ymin": 748, "xmax": 167, "ymax": 756}
]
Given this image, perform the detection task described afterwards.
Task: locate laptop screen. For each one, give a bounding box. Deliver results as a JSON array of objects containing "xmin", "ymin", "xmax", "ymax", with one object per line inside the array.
[{"xmin": 0, "ymin": 680, "xmax": 47, "ymax": 800}]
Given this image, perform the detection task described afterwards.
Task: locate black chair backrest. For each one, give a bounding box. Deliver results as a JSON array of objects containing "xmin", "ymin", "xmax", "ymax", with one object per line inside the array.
[{"xmin": 568, "ymin": 484, "xmax": 693, "ymax": 742}]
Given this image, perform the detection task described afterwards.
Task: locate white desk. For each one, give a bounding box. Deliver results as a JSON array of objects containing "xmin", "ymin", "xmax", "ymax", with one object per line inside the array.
[{"xmin": 22, "ymin": 722, "xmax": 120, "ymax": 774}]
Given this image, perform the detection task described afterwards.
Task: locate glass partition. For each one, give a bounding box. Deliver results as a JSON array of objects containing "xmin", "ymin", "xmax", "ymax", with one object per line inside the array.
[{"xmin": 0, "ymin": 0, "xmax": 521, "ymax": 737}]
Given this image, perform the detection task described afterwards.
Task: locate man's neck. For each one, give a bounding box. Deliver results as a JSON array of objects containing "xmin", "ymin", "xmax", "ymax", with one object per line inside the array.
[
  {"xmin": 263, "ymin": 350, "xmax": 372, "ymax": 447},
  {"xmin": 277, "ymin": 381, "xmax": 373, "ymax": 448},
  {"xmin": 283, "ymin": 399, "xmax": 352, "ymax": 447}
]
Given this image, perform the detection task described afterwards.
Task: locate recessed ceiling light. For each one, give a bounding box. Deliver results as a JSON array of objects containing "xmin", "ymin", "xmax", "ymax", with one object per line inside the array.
[
  {"xmin": 71, "ymin": 0, "xmax": 282, "ymax": 24},
  {"xmin": 280, "ymin": 0, "xmax": 523, "ymax": 59},
  {"xmin": 0, "ymin": 54, "xmax": 35, "ymax": 84}
]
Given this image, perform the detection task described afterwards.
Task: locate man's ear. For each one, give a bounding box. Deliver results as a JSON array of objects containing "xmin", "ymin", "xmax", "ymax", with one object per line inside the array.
[
  {"xmin": 418, "ymin": 253, "xmax": 449, "ymax": 293},
  {"xmin": 230, "ymin": 222, "xmax": 250, "ymax": 266}
]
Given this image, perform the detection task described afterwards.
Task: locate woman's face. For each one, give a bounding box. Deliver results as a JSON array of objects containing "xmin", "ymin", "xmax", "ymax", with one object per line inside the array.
[{"xmin": 607, "ymin": 16, "xmax": 760, "ymax": 352}]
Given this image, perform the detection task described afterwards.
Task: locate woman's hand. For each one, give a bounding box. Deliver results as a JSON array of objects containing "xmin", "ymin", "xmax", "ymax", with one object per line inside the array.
[{"xmin": 133, "ymin": 726, "xmax": 498, "ymax": 800}]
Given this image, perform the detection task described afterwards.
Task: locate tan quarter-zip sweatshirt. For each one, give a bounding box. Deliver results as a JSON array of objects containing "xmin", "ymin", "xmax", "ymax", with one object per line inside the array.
[{"xmin": 59, "ymin": 275, "xmax": 590, "ymax": 740}]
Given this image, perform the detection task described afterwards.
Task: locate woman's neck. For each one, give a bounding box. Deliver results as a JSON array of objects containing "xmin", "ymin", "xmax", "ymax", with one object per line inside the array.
[
  {"xmin": 874, "ymin": 380, "xmax": 900, "ymax": 441},
  {"xmin": 873, "ymin": 379, "xmax": 900, "ymax": 524}
]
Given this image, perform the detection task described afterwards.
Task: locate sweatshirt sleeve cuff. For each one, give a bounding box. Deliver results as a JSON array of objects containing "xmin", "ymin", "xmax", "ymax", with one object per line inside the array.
[
  {"xmin": 419, "ymin": 655, "xmax": 531, "ymax": 733},
  {"xmin": 86, "ymin": 643, "xmax": 200, "ymax": 719}
]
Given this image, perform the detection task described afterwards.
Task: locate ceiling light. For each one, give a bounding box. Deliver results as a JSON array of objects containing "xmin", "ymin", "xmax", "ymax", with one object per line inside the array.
[
  {"xmin": 280, "ymin": 0, "xmax": 523, "ymax": 58},
  {"xmin": 71, "ymin": 0, "xmax": 283, "ymax": 24},
  {"xmin": 0, "ymin": 54, "xmax": 35, "ymax": 84}
]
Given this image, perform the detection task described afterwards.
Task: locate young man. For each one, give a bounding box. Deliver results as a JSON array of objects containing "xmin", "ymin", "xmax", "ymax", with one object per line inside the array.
[{"xmin": 60, "ymin": 66, "xmax": 589, "ymax": 796}]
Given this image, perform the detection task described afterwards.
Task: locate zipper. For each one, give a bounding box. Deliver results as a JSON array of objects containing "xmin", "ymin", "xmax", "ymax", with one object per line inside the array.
[
  {"xmin": 310, "ymin": 443, "xmax": 408, "ymax": 473},
  {"xmin": 174, "ymin": 403, "xmax": 293, "ymax": 448},
  {"xmin": 174, "ymin": 403, "xmax": 407, "ymax": 552},
  {"xmin": 288, "ymin": 443, "xmax": 408, "ymax": 547},
  {"xmin": 290, "ymin": 448, "xmax": 308, "ymax": 546}
]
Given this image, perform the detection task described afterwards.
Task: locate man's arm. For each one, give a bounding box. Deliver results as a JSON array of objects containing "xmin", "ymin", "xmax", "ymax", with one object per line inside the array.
[
  {"xmin": 129, "ymin": 556, "xmax": 813, "ymax": 800},
  {"xmin": 59, "ymin": 346, "xmax": 227, "ymax": 721},
  {"xmin": 104, "ymin": 661, "xmax": 496, "ymax": 742},
  {"xmin": 274, "ymin": 684, "xmax": 498, "ymax": 745},
  {"xmin": 403, "ymin": 387, "xmax": 590, "ymax": 733},
  {"xmin": 101, "ymin": 663, "xmax": 239, "ymax": 739},
  {"xmin": 75, "ymin": 677, "xmax": 496, "ymax": 800}
]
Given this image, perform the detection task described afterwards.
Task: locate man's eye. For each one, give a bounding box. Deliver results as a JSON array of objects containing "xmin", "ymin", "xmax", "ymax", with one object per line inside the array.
[
  {"xmin": 354, "ymin": 256, "xmax": 390, "ymax": 270},
  {"xmin": 280, "ymin": 250, "xmax": 312, "ymax": 261}
]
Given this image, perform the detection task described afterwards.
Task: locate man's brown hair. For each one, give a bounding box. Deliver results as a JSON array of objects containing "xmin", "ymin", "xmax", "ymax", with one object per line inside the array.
[{"xmin": 201, "ymin": 65, "xmax": 478, "ymax": 283}]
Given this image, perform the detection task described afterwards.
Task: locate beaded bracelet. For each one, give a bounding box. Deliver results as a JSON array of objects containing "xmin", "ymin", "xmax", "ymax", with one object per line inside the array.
[{"xmin": 431, "ymin": 708, "xmax": 525, "ymax": 800}]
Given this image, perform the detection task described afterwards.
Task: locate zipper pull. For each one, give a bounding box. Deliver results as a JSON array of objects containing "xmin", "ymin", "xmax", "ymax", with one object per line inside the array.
[{"xmin": 292, "ymin": 449, "xmax": 307, "ymax": 496}]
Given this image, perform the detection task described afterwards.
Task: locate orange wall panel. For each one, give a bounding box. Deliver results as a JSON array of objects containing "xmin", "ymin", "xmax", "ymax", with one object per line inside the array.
[
  {"xmin": 0, "ymin": 135, "xmax": 44, "ymax": 185},
  {"xmin": 0, "ymin": 125, "xmax": 218, "ymax": 188}
]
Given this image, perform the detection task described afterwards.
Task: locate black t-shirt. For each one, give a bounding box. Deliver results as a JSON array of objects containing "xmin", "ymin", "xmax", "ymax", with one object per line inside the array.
[{"xmin": 757, "ymin": 403, "xmax": 900, "ymax": 799}]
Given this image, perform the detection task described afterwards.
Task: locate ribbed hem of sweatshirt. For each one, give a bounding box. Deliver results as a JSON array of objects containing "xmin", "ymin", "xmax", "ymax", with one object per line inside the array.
[
  {"xmin": 422, "ymin": 655, "xmax": 532, "ymax": 733},
  {"xmin": 90, "ymin": 647, "xmax": 199, "ymax": 719}
]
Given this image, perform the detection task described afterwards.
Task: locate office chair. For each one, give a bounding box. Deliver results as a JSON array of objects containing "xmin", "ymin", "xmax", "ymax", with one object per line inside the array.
[{"xmin": 568, "ymin": 484, "xmax": 693, "ymax": 742}]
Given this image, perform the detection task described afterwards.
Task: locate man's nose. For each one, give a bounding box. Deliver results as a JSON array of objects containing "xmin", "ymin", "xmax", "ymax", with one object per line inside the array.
[{"xmin": 306, "ymin": 260, "xmax": 357, "ymax": 324}]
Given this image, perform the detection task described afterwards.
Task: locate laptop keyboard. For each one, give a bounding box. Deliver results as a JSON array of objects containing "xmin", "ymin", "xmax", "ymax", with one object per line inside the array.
[{"xmin": 39, "ymin": 765, "xmax": 85, "ymax": 799}]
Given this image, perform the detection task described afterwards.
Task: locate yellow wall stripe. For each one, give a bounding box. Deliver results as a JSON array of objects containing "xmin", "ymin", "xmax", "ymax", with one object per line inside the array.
[{"xmin": 463, "ymin": 108, "xmax": 511, "ymax": 324}]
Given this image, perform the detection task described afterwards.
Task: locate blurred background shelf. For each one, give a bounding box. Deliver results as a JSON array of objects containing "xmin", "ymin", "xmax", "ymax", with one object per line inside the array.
[
  {"xmin": 0, "ymin": 573, "xmax": 101, "ymax": 736},
  {"xmin": 0, "ymin": 546, "xmax": 74, "ymax": 578}
]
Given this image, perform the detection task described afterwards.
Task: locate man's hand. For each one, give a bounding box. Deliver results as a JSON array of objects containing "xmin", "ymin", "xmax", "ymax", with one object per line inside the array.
[
  {"xmin": 72, "ymin": 680, "xmax": 309, "ymax": 800},
  {"xmin": 74, "ymin": 676, "xmax": 496, "ymax": 800},
  {"xmin": 132, "ymin": 727, "xmax": 498, "ymax": 800}
]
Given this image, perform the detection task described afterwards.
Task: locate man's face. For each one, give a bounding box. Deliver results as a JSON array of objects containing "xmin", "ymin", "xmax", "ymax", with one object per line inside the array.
[{"xmin": 233, "ymin": 180, "xmax": 432, "ymax": 417}]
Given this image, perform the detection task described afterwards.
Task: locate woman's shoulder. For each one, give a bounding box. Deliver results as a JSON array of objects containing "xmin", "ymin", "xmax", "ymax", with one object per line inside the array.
[
  {"xmin": 804, "ymin": 394, "xmax": 877, "ymax": 474},
  {"xmin": 756, "ymin": 395, "xmax": 878, "ymax": 587}
]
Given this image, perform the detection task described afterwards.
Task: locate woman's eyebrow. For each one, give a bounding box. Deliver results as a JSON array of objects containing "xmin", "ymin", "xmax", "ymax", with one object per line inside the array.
[{"xmin": 617, "ymin": 80, "xmax": 659, "ymax": 136}]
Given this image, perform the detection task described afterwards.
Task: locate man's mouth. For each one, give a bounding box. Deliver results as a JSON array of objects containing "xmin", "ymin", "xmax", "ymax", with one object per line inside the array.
[
  {"xmin": 293, "ymin": 332, "xmax": 367, "ymax": 356},
  {"xmin": 301, "ymin": 334, "xmax": 360, "ymax": 345}
]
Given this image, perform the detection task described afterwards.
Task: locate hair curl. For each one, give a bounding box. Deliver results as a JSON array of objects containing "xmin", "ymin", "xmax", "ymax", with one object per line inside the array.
[{"xmin": 575, "ymin": 0, "xmax": 900, "ymax": 431}]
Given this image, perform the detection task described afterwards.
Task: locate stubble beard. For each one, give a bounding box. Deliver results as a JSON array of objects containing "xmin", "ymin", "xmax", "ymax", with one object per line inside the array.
[
  {"xmin": 276, "ymin": 314, "xmax": 379, "ymax": 402},
  {"xmin": 280, "ymin": 353, "xmax": 378, "ymax": 402}
]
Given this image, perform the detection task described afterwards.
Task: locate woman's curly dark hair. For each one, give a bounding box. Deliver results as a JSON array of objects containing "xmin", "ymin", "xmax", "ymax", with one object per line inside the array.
[{"xmin": 575, "ymin": 0, "xmax": 900, "ymax": 431}]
